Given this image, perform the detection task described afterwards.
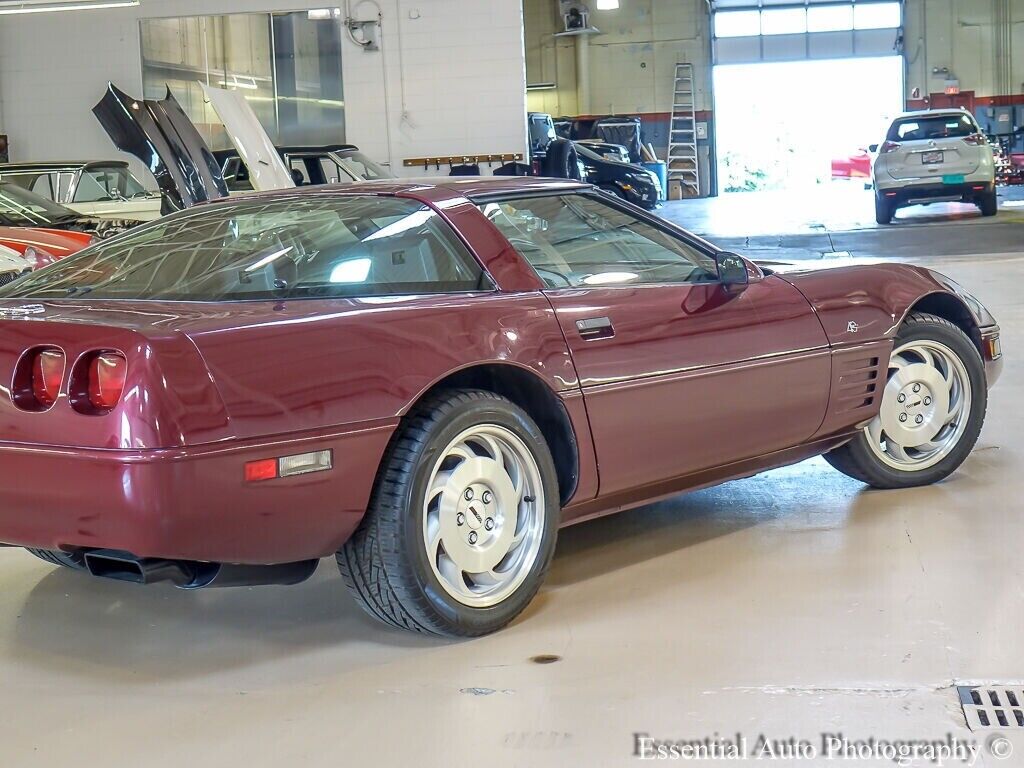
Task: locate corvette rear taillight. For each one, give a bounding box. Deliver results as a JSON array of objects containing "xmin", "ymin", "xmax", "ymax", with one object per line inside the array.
[
  {"xmin": 31, "ymin": 348, "xmax": 65, "ymax": 407},
  {"xmin": 87, "ymin": 352, "xmax": 127, "ymax": 410},
  {"xmin": 963, "ymin": 134, "xmax": 987, "ymax": 146},
  {"xmin": 879, "ymin": 141, "xmax": 901, "ymax": 154}
]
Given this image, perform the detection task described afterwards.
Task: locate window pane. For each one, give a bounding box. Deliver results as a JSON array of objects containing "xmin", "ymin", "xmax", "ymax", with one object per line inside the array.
[
  {"xmin": 888, "ymin": 114, "xmax": 977, "ymax": 142},
  {"xmin": 73, "ymin": 171, "xmax": 115, "ymax": 203},
  {"xmin": 760, "ymin": 8, "xmax": 806, "ymax": 36},
  {"xmin": 854, "ymin": 2, "xmax": 901, "ymax": 30},
  {"xmin": 715, "ymin": 10, "xmax": 760, "ymax": 38},
  {"xmin": 807, "ymin": 4, "xmax": 854, "ymax": 32},
  {"xmin": 0, "ymin": 197, "xmax": 488, "ymax": 301},
  {"xmin": 479, "ymin": 194, "xmax": 717, "ymax": 289}
]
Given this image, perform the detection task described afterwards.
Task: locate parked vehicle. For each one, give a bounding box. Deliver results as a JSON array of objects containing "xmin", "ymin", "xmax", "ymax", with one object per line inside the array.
[
  {"xmin": 831, "ymin": 148, "xmax": 873, "ymax": 186},
  {"xmin": 0, "ymin": 226, "xmax": 93, "ymax": 268},
  {"xmin": 575, "ymin": 141, "xmax": 662, "ymax": 209},
  {"xmin": 215, "ymin": 145, "xmax": 393, "ymax": 193},
  {"xmin": 576, "ymin": 139, "xmax": 631, "ymax": 163},
  {"xmin": 872, "ymin": 109, "xmax": 996, "ymax": 224},
  {"xmin": 0, "ymin": 242, "xmax": 32, "ymax": 285},
  {"xmin": 0, "ymin": 161, "xmax": 162, "ymax": 221},
  {"xmin": 0, "ymin": 181, "xmax": 138, "ymax": 240},
  {"xmin": 0, "ymin": 178, "xmax": 1001, "ymax": 637}
]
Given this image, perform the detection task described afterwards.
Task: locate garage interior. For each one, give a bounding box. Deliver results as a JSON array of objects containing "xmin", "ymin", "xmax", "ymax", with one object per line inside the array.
[{"xmin": 0, "ymin": 0, "xmax": 1021, "ymax": 765}]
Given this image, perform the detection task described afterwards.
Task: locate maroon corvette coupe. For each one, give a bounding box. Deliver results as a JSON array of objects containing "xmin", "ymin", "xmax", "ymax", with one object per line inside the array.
[{"xmin": 0, "ymin": 178, "xmax": 1002, "ymax": 636}]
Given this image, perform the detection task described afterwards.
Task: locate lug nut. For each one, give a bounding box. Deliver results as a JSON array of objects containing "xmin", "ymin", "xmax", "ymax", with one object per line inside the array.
[
  {"xmin": 464, "ymin": 488, "xmax": 473, "ymax": 501},
  {"xmin": 899, "ymin": 413, "xmax": 908, "ymax": 422},
  {"xmin": 468, "ymin": 531, "xmax": 478, "ymax": 545},
  {"xmin": 485, "ymin": 518, "xmax": 495, "ymax": 531},
  {"xmin": 915, "ymin": 415, "xmax": 924, "ymax": 424},
  {"xmin": 481, "ymin": 490, "xmax": 492, "ymax": 504},
  {"xmin": 924, "ymin": 397, "xmax": 932, "ymax": 406},
  {"xmin": 456, "ymin": 512, "xmax": 465, "ymax": 526},
  {"xmin": 913, "ymin": 383, "xmax": 921, "ymax": 393},
  {"xmin": 897, "ymin": 394, "xmax": 906, "ymax": 403}
]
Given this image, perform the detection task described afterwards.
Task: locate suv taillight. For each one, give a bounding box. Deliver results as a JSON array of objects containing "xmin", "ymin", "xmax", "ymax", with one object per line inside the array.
[
  {"xmin": 963, "ymin": 133, "xmax": 987, "ymax": 145},
  {"xmin": 879, "ymin": 141, "xmax": 901, "ymax": 154},
  {"xmin": 88, "ymin": 352, "xmax": 127, "ymax": 410},
  {"xmin": 31, "ymin": 349, "xmax": 65, "ymax": 407}
]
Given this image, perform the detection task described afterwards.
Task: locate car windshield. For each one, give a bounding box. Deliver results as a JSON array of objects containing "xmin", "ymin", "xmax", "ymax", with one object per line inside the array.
[
  {"xmin": 334, "ymin": 151, "xmax": 392, "ymax": 181},
  {"xmin": 888, "ymin": 114, "xmax": 977, "ymax": 142},
  {"xmin": 0, "ymin": 194, "xmax": 488, "ymax": 302},
  {"xmin": 0, "ymin": 181, "xmax": 81, "ymax": 226},
  {"xmin": 575, "ymin": 143, "xmax": 618, "ymax": 164}
]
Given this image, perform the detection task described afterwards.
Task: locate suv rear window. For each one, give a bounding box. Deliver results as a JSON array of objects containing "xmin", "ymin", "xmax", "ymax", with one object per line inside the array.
[
  {"xmin": 887, "ymin": 114, "xmax": 977, "ymax": 142},
  {"xmin": 0, "ymin": 196, "xmax": 490, "ymax": 301}
]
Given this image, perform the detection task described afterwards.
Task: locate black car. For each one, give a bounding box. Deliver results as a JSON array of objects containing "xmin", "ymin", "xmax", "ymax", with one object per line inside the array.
[{"xmin": 574, "ymin": 142, "xmax": 661, "ymax": 210}]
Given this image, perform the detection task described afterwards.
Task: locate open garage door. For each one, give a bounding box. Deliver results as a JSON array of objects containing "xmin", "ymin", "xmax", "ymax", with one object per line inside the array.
[{"xmin": 710, "ymin": 1, "xmax": 905, "ymax": 192}]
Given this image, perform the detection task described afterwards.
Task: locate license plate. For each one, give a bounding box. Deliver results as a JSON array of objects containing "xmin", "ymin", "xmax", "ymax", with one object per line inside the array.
[
  {"xmin": 922, "ymin": 151, "xmax": 944, "ymax": 164},
  {"xmin": 942, "ymin": 174, "xmax": 966, "ymax": 184}
]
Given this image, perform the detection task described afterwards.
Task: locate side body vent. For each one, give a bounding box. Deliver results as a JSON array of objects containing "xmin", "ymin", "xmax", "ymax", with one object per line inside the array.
[{"xmin": 814, "ymin": 341, "xmax": 892, "ymax": 438}]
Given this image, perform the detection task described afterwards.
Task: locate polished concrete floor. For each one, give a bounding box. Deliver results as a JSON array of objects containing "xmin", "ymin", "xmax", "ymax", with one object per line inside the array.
[{"xmin": 0, "ymin": 201, "xmax": 1022, "ymax": 766}]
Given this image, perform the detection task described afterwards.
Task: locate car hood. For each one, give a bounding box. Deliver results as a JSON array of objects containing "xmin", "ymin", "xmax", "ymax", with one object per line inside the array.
[
  {"xmin": 0, "ymin": 227, "xmax": 92, "ymax": 257},
  {"xmin": 93, "ymin": 83, "xmax": 229, "ymax": 210},
  {"xmin": 201, "ymin": 84, "xmax": 295, "ymax": 192}
]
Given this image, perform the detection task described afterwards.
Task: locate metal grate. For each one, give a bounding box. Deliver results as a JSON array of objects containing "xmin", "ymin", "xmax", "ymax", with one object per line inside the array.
[
  {"xmin": 0, "ymin": 271, "xmax": 18, "ymax": 286},
  {"xmin": 958, "ymin": 686, "xmax": 1024, "ymax": 730}
]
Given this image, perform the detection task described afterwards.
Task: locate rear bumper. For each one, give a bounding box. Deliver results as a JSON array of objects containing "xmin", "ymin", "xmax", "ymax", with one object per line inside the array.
[
  {"xmin": 0, "ymin": 422, "xmax": 394, "ymax": 564},
  {"xmin": 877, "ymin": 180, "xmax": 994, "ymax": 207}
]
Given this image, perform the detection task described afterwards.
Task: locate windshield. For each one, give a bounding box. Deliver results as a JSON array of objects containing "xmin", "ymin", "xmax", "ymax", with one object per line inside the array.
[
  {"xmin": 334, "ymin": 151, "xmax": 392, "ymax": 181},
  {"xmin": 887, "ymin": 114, "xmax": 978, "ymax": 142},
  {"xmin": 0, "ymin": 181, "xmax": 80, "ymax": 227},
  {"xmin": 0, "ymin": 194, "xmax": 488, "ymax": 302}
]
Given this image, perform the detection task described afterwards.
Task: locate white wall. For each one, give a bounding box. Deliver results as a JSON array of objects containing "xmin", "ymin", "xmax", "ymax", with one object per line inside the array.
[{"xmin": 0, "ymin": 0, "xmax": 528, "ymax": 180}]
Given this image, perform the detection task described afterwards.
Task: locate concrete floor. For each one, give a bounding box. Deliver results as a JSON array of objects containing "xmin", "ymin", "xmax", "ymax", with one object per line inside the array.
[{"xmin": 0, "ymin": 194, "xmax": 1022, "ymax": 766}]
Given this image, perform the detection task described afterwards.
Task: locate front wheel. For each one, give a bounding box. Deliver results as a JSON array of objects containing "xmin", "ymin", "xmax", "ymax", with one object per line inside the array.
[
  {"xmin": 824, "ymin": 312, "xmax": 987, "ymax": 489},
  {"xmin": 338, "ymin": 389, "xmax": 560, "ymax": 637}
]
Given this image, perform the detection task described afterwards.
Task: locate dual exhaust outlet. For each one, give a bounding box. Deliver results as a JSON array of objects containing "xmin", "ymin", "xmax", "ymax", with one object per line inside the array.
[{"xmin": 82, "ymin": 549, "xmax": 318, "ymax": 589}]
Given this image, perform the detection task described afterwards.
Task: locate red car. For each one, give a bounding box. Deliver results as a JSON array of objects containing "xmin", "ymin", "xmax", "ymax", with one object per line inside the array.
[
  {"xmin": 0, "ymin": 178, "xmax": 1002, "ymax": 636},
  {"xmin": 831, "ymin": 149, "xmax": 873, "ymax": 180},
  {"xmin": 0, "ymin": 226, "xmax": 93, "ymax": 268}
]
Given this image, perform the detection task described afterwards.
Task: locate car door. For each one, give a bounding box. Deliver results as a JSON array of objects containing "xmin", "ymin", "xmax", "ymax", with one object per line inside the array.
[{"xmin": 479, "ymin": 192, "xmax": 831, "ymax": 497}]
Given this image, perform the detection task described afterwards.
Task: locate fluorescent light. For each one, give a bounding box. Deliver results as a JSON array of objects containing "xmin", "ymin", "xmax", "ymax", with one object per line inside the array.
[
  {"xmin": 596, "ymin": 0, "xmax": 619, "ymax": 8},
  {"xmin": 307, "ymin": 8, "xmax": 340, "ymax": 20},
  {"xmin": 0, "ymin": 0, "xmax": 139, "ymax": 13}
]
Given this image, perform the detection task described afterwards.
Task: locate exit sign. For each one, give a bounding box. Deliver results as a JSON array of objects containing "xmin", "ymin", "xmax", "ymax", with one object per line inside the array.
[{"xmin": 944, "ymin": 79, "xmax": 960, "ymax": 95}]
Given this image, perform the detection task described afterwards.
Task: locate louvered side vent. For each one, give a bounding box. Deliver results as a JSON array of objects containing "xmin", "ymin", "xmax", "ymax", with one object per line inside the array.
[{"xmin": 833, "ymin": 355, "xmax": 883, "ymax": 414}]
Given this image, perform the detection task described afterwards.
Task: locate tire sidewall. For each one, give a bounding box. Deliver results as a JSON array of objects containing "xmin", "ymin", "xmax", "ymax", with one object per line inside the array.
[
  {"xmin": 400, "ymin": 397, "xmax": 560, "ymax": 635},
  {"xmin": 853, "ymin": 317, "xmax": 987, "ymax": 486}
]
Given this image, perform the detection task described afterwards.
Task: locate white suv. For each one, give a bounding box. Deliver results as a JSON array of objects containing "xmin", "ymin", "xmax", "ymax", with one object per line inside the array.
[{"xmin": 871, "ymin": 109, "xmax": 996, "ymax": 224}]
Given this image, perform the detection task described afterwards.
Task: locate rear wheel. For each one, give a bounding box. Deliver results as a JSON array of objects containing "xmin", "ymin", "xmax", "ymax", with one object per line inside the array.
[
  {"xmin": 978, "ymin": 187, "xmax": 998, "ymax": 217},
  {"xmin": 824, "ymin": 312, "xmax": 986, "ymax": 489},
  {"xmin": 338, "ymin": 389, "xmax": 560, "ymax": 637},
  {"xmin": 26, "ymin": 548, "xmax": 87, "ymax": 570},
  {"xmin": 875, "ymin": 194, "xmax": 894, "ymax": 225}
]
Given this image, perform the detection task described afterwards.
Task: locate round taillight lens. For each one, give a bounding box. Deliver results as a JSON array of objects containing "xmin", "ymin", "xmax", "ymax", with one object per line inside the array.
[
  {"xmin": 88, "ymin": 352, "xmax": 127, "ymax": 410},
  {"xmin": 32, "ymin": 349, "xmax": 65, "ymax": 407}
]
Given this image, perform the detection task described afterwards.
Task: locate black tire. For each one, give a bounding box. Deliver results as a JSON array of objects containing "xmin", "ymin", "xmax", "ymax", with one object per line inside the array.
[
  {"xmin": 542, "ymin": 138, "xmax": 581, "ymax": 180},
  {"xmin": 875, "ymin": 195, "xmax": 893, "ymax": 225},
  {"xmin": 979, "ymin": 188, "xmax": 998, "ymax": 217},
  {"xmin": 823, "ymin": 312, "xmax": 987, "ymax": 489},
  {"xmin": 26, "ymin": 548, "xmax": 87, "ymax": 570},
  {"xmin": 338, "ymin": 389, "xmax": 560, "ymax": 637}
]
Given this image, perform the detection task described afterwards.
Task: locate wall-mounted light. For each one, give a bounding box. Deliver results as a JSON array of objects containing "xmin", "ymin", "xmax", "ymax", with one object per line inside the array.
[
  {"xmin": 0, "ymin": 0, "xmax": 139, "ymax": 13},
  {"xmin": 596, "ymin": 0, "xmax": 620, "ymax": 8}
]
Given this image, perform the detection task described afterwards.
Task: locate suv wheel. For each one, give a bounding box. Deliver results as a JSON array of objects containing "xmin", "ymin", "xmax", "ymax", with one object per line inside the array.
[
  {"xmin": 875, "ymin": 194, "xmax": 894, "ymax": 225},
  {"xmin": 978, "ymin": 187, "xmax": 998, "ymax": 217}
]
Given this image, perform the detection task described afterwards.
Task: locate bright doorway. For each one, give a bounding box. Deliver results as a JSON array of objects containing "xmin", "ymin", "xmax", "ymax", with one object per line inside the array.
[{"xmin": 713, "ymin": 56, "xmax": 904, "ymax": 192}]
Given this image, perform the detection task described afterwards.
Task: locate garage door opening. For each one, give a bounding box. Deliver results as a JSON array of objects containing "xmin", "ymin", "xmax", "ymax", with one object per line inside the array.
[{"xmin": 714, "ymin": 56, "xmax": 905, "ymax": 192}]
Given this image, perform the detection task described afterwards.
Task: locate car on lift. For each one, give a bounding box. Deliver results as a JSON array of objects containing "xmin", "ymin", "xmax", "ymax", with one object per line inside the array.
[
  {"xmin": 871, "ymin": 109, "xmax": 997, "ymax": 224},
  {"xmin": 0, "ymin": 161, "xmax": 162, "ymax": 221},
  {"xmin": 0, "ymin": 177, "xmax": 1001, "ymax": 638},
  {"xmin": 574, "ymin": 141, "xmax": 662, "ymax": 209}
]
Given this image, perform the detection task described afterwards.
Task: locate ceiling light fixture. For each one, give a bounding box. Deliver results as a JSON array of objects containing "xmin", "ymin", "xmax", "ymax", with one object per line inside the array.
[
  {"xmin": 596, "ymin": 0, "xmax": 620, "ymax": 9},
  {"xmin": 0, "ymin": 0, "xmax": 139, "ymax": 14}
]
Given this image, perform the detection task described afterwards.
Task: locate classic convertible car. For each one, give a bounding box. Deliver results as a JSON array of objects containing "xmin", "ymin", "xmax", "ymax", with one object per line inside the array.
[{"xmin": 0, "ymin": 177, "xmax": 1001, "ymax": 637}]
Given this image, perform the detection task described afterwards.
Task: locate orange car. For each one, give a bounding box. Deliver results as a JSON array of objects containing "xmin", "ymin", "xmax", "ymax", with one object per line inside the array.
[{"xmin": 0, "ymin": 226, "xmax": 93, "ymax": 268}]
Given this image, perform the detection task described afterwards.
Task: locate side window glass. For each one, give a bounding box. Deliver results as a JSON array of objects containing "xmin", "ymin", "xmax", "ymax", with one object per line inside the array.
[
  {"xmin": 74, "ymin": 170, "xmax": 116, "ymax": 203},
  {"xmin": 289, "ymin": 158, "xmax": 311, "ymax": 185},
  {"xmin": 479, "ymin": 194, "xmax": 718, "ymax": 289},
  {"xmin": 319, "ymin": 157, "xmax": 342, "ymax": 184},
  {"xmin": 30, "ymin": 174, "xmax": 56, "ymax": 200}
]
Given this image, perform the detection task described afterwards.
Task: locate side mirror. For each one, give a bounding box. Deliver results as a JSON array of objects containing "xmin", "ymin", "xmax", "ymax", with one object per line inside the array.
[
  {"xmin": 868, "ymin": 143, "xmax": 879, "ymax": 153},
  {"xmin": 716, "ymin": 251, "xmax": 749, "ymax": 294}
]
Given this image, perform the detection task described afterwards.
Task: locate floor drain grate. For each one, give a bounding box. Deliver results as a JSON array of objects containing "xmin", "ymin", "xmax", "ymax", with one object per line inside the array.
[{"xmin": 957, "ymin": 686, "xmax": 1024, "ymax": 730}]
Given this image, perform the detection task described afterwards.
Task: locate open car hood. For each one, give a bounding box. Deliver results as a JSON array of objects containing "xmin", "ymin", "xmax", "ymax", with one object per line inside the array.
[
  {"xmin": 93, "ymin": 83, "xmax": 229, "ymax": 210},
  {"xmin": 201, "ymin": 84, "xmax": 295, "ymax": 192}
]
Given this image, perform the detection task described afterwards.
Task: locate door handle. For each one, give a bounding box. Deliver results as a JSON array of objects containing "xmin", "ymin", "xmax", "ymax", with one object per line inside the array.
[{"xmin": 576, "ymin": 316, "xmax": 614, "ymax": 341}]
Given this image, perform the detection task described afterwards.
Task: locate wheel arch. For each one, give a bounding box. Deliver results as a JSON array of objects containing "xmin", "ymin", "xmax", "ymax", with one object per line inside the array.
[
  {"xmin": 904, "ymin": 292, "xmax": 982, "ymax": 354},
  {"xmin": 401, "ymin": 363, "xmax": 580, "ymax": 506}
]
